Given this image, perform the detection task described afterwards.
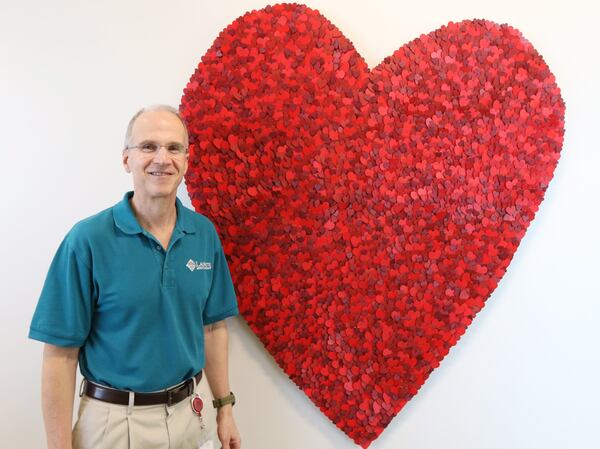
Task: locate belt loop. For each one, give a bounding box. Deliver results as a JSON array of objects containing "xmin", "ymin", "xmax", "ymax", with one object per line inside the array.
[
  {"xmin": 127, "ymin": 391, "xmax": 135, "ymax": 415},
  {"xmin": 78, "ymin": 378, "xmax": 87, "ymax": 398}
]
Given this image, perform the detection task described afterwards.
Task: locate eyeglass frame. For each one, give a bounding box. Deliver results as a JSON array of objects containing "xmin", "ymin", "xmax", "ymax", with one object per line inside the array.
[{"xmin": 124, "ymin": 140, "xmax": 188, "ymax": 157}]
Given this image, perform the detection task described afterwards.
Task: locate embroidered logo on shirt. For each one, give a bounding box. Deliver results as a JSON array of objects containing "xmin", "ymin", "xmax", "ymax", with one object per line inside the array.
[{"xmin": 186, "ymin": 259, "xmax": 212, "ymax": 271}]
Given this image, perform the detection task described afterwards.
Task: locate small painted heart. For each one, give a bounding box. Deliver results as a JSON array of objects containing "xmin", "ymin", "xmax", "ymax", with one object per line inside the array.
[{"xmin": 180, "ymin": 4, "xmax": 564, "ymax": 447}]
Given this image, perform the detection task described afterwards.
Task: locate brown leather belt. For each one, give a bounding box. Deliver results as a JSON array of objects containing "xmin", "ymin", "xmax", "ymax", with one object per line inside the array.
[{"xmin": 82, "ymin": 372, "xmax": 202, "ymax": 406}]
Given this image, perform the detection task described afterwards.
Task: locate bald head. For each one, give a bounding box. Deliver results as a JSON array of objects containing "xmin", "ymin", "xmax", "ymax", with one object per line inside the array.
[{"xmin": 124, "ymin": 104, "xmax": 189, "ymax": 149}]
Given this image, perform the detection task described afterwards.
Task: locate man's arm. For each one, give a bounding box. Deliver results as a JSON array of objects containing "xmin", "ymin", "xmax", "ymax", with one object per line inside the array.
[
  {"xmin": 42, "ymin": 343, "xmax": 79, "ymax": 449},
  {"xmin": 204, "ymin": 320, "xmax": 241, "ymax": 449}
]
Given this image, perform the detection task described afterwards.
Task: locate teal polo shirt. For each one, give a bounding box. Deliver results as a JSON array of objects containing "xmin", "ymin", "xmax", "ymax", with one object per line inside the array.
[{"xmin": 29, "ymin": 192, "xmax": 239, "ymax": 392}]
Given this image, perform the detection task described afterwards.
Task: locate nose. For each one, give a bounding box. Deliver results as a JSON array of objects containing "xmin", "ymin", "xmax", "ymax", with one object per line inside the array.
[{"xmin": 152, "ymin": 145, "xmax": 171, "ymax": 164}]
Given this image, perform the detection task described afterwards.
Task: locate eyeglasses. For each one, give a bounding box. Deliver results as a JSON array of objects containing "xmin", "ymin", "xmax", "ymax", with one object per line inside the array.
[{"xmin": 125, "ymin": 141, "xmax": 188, "ymax": 156}]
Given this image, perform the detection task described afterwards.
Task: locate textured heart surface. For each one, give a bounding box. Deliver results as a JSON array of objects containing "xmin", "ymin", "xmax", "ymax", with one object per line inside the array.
[{"xmin": 180, "ymin": 4, "xmax": 564, "ymax": 447}]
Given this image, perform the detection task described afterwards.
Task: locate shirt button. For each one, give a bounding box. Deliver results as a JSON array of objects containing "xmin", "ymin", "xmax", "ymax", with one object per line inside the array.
[{"xmin": 156, "ymin": 245, "xmax": 161, "ymax": 251}]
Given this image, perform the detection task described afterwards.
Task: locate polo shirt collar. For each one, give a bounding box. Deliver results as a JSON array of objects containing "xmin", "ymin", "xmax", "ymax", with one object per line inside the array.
[
  {"xmin": 175, "ymin": 196, "xmax": 195, "ymax": 235},
  {"xmin": 113, "ymin": 191, "xmax": 195, "ymax": 235}
]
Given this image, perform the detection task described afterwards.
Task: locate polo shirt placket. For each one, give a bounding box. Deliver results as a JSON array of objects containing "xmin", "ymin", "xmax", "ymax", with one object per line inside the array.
[{"xmin": 146, "ymin": 230, "xmax": 182, "ymax": 289}]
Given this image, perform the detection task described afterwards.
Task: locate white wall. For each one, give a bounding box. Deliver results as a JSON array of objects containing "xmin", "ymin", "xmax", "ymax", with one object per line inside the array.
[{"xmin": 1, "ymin": 0, "xmax": 599, "ymax": 448}]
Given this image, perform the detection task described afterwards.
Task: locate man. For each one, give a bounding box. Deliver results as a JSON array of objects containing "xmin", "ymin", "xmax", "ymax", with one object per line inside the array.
[{"xmin": 29, "ymin": 105, "xmax": 242, "ymax": 449}]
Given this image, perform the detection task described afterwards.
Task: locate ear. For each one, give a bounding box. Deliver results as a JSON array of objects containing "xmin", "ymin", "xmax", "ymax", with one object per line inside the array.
[
  {"xmin": 183, "ymin": 151, "xmax": 189, "ymax": 174},
  {"xmin": 122, "ymin": 149, "xmax": 131, "ymax": 173}
]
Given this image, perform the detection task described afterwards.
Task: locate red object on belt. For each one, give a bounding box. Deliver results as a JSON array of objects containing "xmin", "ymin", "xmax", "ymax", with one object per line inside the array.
[{"xmin": 191, "ymin": 395, "xmax": 204, "ymax": 415}]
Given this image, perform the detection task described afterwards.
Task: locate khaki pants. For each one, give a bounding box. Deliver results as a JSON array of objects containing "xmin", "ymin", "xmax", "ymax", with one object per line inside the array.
[{"xmin": 72, "ymin": 380, "xmax": 213, "ymax": 449}]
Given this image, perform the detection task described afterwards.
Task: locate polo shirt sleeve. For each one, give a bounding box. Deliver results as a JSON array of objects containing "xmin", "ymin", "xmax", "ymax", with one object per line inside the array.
[
  {"xmin": 29, "ymin": 231, "xmax": 95, "ymax": 347},
  {"xmin": 203, "ymin": 227, "xmax": 239, "ymax": 325}
]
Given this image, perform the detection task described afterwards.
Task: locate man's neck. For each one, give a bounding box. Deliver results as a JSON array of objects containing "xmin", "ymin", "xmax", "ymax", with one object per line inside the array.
[{"xmin": 129, "ymin": 192, "xmax": 177, "ymax": 233}]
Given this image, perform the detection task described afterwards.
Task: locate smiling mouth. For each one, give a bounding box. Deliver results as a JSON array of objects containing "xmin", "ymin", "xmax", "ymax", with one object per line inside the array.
[{"xmin": 148, "ymin": 171, "xmax": 172, "ymax": 176}]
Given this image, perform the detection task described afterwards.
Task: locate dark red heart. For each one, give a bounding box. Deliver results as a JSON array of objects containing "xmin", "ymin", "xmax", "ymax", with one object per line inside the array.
[{"xmin": 180, "ymin": 4, "xmax": 564, "ymax": 447}]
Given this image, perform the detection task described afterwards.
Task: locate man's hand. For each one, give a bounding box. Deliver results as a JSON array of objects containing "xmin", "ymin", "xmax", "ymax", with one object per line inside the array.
[{"xmin": 216, "ymin": 406, "xmax": 241, "ymax": 449}]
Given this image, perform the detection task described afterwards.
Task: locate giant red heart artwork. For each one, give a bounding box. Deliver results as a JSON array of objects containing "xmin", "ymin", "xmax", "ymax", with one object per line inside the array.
[{"xmin": 180, "ymin": 4, "xmax": 564, "ymax": 447}]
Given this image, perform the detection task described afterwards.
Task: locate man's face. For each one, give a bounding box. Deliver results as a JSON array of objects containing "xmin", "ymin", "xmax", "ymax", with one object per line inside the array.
[{"xmin": 122, "ymin": 110, "xmax": 188, "ymax": 200}]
